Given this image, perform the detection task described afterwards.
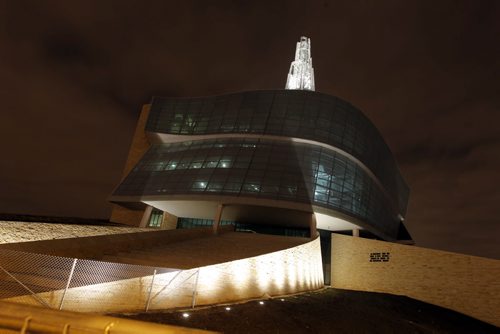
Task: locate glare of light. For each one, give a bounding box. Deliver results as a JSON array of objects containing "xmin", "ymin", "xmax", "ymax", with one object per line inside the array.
[
  {"xmin": 259, "ymin": 301, "xmax": 264, "ymax": 305},
  {"xmin": 227, "ymin": 260, "xmax": 251, "ymax": 292},
  {"xmin": 182, "ymin": 313, "xmax": 190, "ymax": 318},
  {"xmin": 285, "ymin": 252, "xmax": 297, "ymax": 290},
  {"xmin": 196, "ymin": 266, "xmax": 223, "ymax": 298},
  {"xmin": 270, "ymin": 252, "xmax": 285, "ymax": 290},
  {"xmin": 254, "ymin": 258, "xmax": 270, "ymax": 290},
  {"xmin": 280, "ymin": 298, "xmax": 285, "ymax": 301},
  {"xmin": 225, "ymin": 307, "xmax": 231, "ymax": 311}
]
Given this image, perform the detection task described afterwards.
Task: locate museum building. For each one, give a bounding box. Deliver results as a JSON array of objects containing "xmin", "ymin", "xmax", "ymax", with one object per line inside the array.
[
  {"xmin": 3, "ymin": 38, "xmax": 498, "ymax": 327},
  {"xmin": 109, "ymin": 36, "xmax": 412, "ymax": 244}
]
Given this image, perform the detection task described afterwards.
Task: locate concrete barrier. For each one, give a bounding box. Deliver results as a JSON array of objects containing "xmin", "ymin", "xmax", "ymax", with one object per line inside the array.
[{"xmin": 331, "ymin": 234, "xmax": 500, "ymax": 326}]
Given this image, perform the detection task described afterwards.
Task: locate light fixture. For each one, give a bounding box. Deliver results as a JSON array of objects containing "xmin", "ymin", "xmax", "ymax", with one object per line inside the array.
[
  {"xmin": 225, "ymin": 307, "xmax": 231, "ymax": 311},
  {"xmin": 259, "ymin": 301, "xmax": 264, "ymax": 305},
  {"xmin": 182, "ymin": 313, "xmax": 190, "ymax": 318}
]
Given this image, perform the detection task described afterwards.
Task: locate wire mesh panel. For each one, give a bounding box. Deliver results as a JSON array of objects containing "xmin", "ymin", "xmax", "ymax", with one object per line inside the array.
[
  {"xmin": 0, "ymin": 249, "xmax": 181, "ymax": 313},
  {"xmin": 0, "ymin": 249, "xmax": 75, "ymax": 308},
  {"xmin": 61, "ymin": 260, "xmax": 176, "ymax": 312},
  {"xmin": 0, "ymin": 238, "xmax": 325, "ymax": 313},
  {"xmin": 148, "ymin": 268, "xmax": 199, "ymax": 311}
]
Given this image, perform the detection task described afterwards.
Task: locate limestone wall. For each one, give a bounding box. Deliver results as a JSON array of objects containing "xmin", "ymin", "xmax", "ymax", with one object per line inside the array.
[
  {"xmin": 4, "ymin": 237, "xmax": 323, "ymax": 312},
  {"xmin": 0, "ymin": 221, "xmax": 151, "ymax": 244},
  {"xmin": 331, "ymin": 234, "xmax": 500, "ymax": 326}
]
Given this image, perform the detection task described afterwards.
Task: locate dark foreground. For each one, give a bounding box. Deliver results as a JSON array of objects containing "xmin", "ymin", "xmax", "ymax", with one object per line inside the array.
[{"xmin": 114, "ymin": 288, "xmax": 498, "ymax": 333}]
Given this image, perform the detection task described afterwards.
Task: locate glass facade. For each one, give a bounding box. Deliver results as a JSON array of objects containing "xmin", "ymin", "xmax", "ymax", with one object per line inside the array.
[
  {"xmin": 177, "ymin": 218, "xmax": 309, "ymax": 237},
  {"xmin": 111, "ymin": 89, "xmax": 410, "ymax": 240},
  {"xmin": 146, "ymin": 90, "xmax": 409, "ymax": 215},
  {"xmin": 177, "ymin": 218, "xmax": 234, "ymax": 228},
  {"xmin": 113, "ymin": 138, "xmax": 400, "ymax": 238}
]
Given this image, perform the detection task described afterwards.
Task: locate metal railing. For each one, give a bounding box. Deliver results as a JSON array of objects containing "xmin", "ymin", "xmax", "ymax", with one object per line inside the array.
[{"xmin": 0, "ymin": 300, "xmax": 214, "ymax": 333}]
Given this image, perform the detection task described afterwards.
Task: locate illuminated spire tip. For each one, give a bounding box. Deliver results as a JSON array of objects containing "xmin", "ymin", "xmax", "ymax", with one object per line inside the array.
[{"xmin": 285, "ymin": 36, "xmax": 315, "ymax": 91}]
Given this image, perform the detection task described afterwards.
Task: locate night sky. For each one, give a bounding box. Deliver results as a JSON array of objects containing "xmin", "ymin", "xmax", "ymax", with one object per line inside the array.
[{"xmin": 1, "ymin": 1, "xmax": 499, "ymax": 259}]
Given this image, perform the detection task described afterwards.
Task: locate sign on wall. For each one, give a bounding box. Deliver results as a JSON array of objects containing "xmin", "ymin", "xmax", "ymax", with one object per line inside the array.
[{"xmin": 369, "ymin": 252, "xmax": 390, "ymax": 262}]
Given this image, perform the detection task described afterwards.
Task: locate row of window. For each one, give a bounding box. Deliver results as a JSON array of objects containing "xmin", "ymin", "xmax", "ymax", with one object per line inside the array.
[
  {"xmin": 146, "ymin": 90, "xmax": 409, "ymax": 214},
  {"xmin": 176, "ymin": 218, "xmax": 309, "ymax": 237},
  {"xmin": 176, "ymin": 218, "xmax": 233, "ymax": 229},
  {"xmin": 114, "ymin": 139, "xmax": 398, "ymax": 236}
]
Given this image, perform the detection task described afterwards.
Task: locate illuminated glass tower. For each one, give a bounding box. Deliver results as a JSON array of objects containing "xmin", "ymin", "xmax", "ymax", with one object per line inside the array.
[{"xmin": 285, "ymin": 36, "xmax": 315, "ymax": 91}]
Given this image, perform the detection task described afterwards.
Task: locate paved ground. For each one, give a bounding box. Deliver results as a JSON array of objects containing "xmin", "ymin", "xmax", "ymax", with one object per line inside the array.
[
  {"xmin": 115, "ymin": 288, "xmax": 498, "ymax": 334},
  {"xmin": 0, "ymin": 221, "xmax": 150, "ymax": 244}
]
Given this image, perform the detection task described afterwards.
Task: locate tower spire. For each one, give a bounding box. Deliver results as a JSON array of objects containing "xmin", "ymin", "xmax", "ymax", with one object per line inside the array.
[{"xmin": 285, "ymin": 36, "xmax": 315, "ymax": 91}]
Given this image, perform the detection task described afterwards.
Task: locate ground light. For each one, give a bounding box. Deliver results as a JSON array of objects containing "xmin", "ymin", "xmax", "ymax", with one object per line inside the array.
[
  {"xmin": 225, "ymin": 307, "xmax": 231, "ymax": 311},
  {"xmin": 259, "ymin": 301, "xmax": 265, "ymax": 305},
  {"xmin": 182, "ymin": 313, "xmax": 190, "ymax": 318}
]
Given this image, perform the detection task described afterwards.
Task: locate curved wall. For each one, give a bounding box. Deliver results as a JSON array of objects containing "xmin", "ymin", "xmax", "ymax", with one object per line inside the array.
[
  {"xmin": 4, "ymin": 237, "xmax": 324, "ymax": 312},
  {"xmin": 112, "ymin": 90, "xmax": 409, "ymax": 240},
  {"xmin": 113, "ymin": 138, "xmax": 399, "ymax": 238},
  {"xmin": 145, "ymin": 90, "xmax": 409, "ymax": 216}
]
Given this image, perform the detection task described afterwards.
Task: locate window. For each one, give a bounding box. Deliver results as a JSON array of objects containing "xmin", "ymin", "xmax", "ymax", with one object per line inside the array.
[
  {"xmin": 192, "ymin": 181, "xmax": 208, "ymax": 191},
  {"xmin": 148, "ymin": 209, "xmax": 163, "ymax": 228}
]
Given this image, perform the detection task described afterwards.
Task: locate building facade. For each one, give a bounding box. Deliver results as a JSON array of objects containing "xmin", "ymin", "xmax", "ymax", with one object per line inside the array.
[{"xmin": 109, "ymin": 37, "xmax": 411, "ymax": 243}]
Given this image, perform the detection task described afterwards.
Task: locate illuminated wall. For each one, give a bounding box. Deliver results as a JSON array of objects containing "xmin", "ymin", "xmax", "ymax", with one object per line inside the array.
[
  {"xmin": 331, "ymin": 234, "xmax": 500, "ymax": 326},
  {"xmin": 5, "ymin": 237, "xmax": 323, "ymax": 312}
]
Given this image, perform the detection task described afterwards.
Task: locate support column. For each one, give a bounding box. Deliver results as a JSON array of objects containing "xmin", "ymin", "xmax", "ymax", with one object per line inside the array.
[
  {"xmin": 352, "ymin": 228, "xmax": 360, "ymax": 237},
  {"xmin": 310, "ymin": 213, "xmax": 317, "ymax": 239},
  {"xmin": 139, "ymin": 205, "xmax": 154, "ymax": 228},
  {"xmin": 213, "ymin": 204, "xmax": 224, "ymax": 235}
]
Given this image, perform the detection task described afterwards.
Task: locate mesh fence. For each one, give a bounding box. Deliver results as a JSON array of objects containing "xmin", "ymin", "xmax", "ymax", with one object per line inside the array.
[
  {"xmin": 0, "ymin": 249, "xmax": 191, "ymax": 312},
  {"xmin": 0, "ymin": 239, "xmax": 324, "ymax": 313}
]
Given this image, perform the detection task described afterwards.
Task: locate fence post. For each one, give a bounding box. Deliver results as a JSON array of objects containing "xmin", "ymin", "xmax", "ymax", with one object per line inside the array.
[
  {"xmin": 59, "ymin": 258, "xmax": 77, "ymax": 310},
  {"xmin": 0, "ymin": 264, "xmax": 50, "ymax": 308},
  {"xmin": 145, "ymin": 269, "xmax": 157, "ymax": 312},
  {"xmin": 191, "ymin": 269, "xmax": 200, "ymax": 309}
]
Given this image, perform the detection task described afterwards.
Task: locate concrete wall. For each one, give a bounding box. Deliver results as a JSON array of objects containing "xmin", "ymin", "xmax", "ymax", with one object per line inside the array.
[
  {"xmin": 110, "ymin": 104, "xmax": 152, "ymax": 226},
  {"xmin": 0, "ymin": 221, "xmax": 150, "ymax": 244},
  {"xmin": 331, "ymin": 234, "xmax": 500, "ymax": 326},
  {"xmin": 161, "ymin": 211, "xmax": 178, "ymax": 230},
  {"xmin": 5, "ymin": 237, "xmax": 324, "ymax": 312}
]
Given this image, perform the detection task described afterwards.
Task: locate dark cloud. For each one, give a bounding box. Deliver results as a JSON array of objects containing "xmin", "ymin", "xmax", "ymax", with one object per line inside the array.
[{"xmin": 1, "ymin": 0, "xmax": 499, "ymax": 258}]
